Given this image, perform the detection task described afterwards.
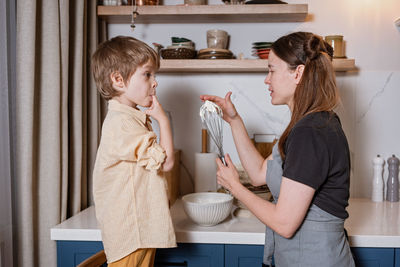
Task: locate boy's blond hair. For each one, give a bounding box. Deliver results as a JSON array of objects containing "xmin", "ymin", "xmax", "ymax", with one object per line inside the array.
[{"xmin": 91, "ymin": 36, "xmax": 160, "ymax": 100}]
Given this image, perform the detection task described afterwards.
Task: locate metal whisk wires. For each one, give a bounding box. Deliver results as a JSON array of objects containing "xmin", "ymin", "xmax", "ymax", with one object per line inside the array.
[{"xmin": 200, "ymin": 101, "xmax": 225, "ymax": 164}]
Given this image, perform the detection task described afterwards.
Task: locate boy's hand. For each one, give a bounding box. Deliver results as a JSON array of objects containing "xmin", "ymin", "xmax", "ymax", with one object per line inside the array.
[{"xmin": 145, "ymin": 95, "xmax": 167, "ymax": 122}]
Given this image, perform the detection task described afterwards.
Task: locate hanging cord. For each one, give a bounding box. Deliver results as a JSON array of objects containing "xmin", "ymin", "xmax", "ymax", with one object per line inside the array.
[{"xmin": 131, "ymin": 0, "xmax": 139, "ymax": 30}]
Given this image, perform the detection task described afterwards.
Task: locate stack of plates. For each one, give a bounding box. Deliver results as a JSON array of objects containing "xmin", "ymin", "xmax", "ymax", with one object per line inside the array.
[
  {"xmin": 168, "ymin": 37, "xmax": 195, "ymax": 50},
  {"xmin": 252, "ymin": 42, "xmax": 272, "ymax": 59},
  {"xmin": 197, "ymin": 48, "xmax": 234, "ymax": 59}
]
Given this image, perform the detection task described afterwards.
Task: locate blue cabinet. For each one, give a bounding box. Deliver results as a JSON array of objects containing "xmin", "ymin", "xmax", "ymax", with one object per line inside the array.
[
  {"xmin": 56, "ymin": 241, "xmax": 400, "ymax": 267},
  {"xmin": 225, "ymin": 244, "xmax": 264, "ymax": 267},
  {"xmin": 395, "ymin": 248, "xmax": 400, "ymax": 267},
  {"xmin": 56, "ymin": 241, "xmax": 104, "ymax": 267},
  {"xmin": 351, "ymin": 247, "xmax": 395, "ymax": 267},
  {"xmin": 155, "ymin": 243, "xmax": 224, "ymax": 267},
  {"xmin": 56, "ymin": 241, "xmax": 224, "ymax": 267}
]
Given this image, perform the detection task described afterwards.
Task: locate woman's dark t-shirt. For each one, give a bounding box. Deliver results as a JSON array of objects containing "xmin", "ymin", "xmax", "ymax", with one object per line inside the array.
[{"xmin": 282, "ymin": 111, "xmax": 350, "ymax": 219}]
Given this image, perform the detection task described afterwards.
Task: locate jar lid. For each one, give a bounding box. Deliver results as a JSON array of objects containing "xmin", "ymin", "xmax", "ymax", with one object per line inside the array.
[{"xmin": 325, "ymin": 35, "xmax": 343, "ymax": 39}]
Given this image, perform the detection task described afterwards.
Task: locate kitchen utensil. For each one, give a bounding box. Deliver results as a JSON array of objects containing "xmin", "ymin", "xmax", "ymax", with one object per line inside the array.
[
  {"xmin": 386, "ymin": 154, "xmax": 399, "ymax": 202},
  {"xmin": 171, "ymin": 37, "xmax": 192, "ymax": 43},
  {"xmin": 134, "ymin": 0, "xmax": 159, "ymax": 5},
  {"xmin": 170, "ymin": 41, "xmax": 194, "ymax": 49},
  {"xmin": 197, "ymin": 48, "xmax": 233, "ymax": 59},
  {"xmin": 207, "ymin": 29, "xmax": 229, "ymax": 49},
  {"xmin": 252, "ymin": 42, "xmax": 272, "ymax": 59},
  {"xmin": 245, "ymin": 0, "xmax": 287, "ymax": 4},
  {"xmin": 222, "ymin": 0, "xmax": 245, "ymax": 4},
  {"xmin": 160, "ymin": 47, "xmax": 197, "ymax": 59},
  {"xmin": 185, "ymin": 0, "xmax": 207, "ymax": 4},
  {"xmin": 199, "ymin": 100, "xmax": 225, "ymax": 164},
  {"xmin": 194, "ymin": 128, "xmax": 217, "ymax": 193},
  {"xmin": 182, "ymin": 192, "xmax": 233, "ymax": 226},
  {"xmin": 252, "ymin": 134, "xmax": 277, "ymax": 158},
  {"xmin": 372, "ymin": 155, "xmax": 384, "ymax": 202},
  {"xmin": 202, "ymin": 128, "xmax": 208, "ymax": 153},
  {"xmin": 194, "ymin": 152, "xmax": 218, "ymax": 192}
]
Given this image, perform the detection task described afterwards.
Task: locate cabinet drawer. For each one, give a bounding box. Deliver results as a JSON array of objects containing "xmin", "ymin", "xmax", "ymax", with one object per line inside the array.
[
  {"xmin": 351, "ymin": 247, "xmax": 395, "ymax": 267},
  {"xmin": 225, "ymin": 244, "xmax": 264, "ymax": 267},
  {"xmin": 155, "ymin": 243, "xmax": 224, "ymax": 267},
  {"xmin": 57, "ymin": 241, "xmax": 104, "ymax": 267}
]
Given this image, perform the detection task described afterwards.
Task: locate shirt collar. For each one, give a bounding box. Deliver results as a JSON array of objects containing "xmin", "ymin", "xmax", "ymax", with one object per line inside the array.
[{"xmin": 108, "ymin": 99, "xmax": 148, "ymax": 124}]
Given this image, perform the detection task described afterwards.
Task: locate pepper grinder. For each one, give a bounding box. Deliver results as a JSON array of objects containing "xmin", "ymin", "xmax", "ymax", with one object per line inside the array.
[
  {"xmin": 386, "ymin": 154, "xmax": 399, "ymax": 202},
  {"xmin": 372, "ymin": 155, "xmax": 384, "ymax": 202}
]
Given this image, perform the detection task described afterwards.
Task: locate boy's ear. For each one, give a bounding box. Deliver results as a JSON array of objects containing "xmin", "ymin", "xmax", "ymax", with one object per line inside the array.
[{"xmin": 110, "ymin": 71, "xmax": 125, "ymax": 91}]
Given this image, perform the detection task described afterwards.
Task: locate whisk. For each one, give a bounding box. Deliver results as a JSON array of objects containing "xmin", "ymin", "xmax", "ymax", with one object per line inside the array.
[{"xmin": 199, "ymin": 100, "xmax": 226, "ymax": 165}]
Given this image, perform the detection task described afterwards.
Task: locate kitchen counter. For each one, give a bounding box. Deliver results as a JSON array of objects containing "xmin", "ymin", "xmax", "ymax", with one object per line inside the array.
[{"xmin": 51, "ymin": 198, "xmax": 400, "ymax": 248}]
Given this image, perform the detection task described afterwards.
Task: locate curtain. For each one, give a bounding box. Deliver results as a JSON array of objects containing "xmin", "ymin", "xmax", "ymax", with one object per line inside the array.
[
  {"xmin": 1, "ymin": 0, "xmax": 16, "ymax": 266},
  {"xmin": 15, "ymin": 0, "xmax": 106, "ymax": 266}
]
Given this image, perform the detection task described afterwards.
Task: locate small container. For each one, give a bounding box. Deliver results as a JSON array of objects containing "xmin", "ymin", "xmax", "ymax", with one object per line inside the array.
[
  {"xmin": 160, "ymin": 47, "xmax": 197, "ymax": 59},
  {"xmin": 135, "ymin": 0, "xmax": 159, "ymax": 5},
  {"xmin": 185, "ymin": 0, "xmax": 206, "ymax": 4},
  {"xmin": 372, "ymin": 155, "xmax": 384, "ymax": 202},
  {"xmin": 325, "ymin": 35, "xmax": 345, "ymax": 58},
  {"xmin": 222, "ymin": 0, "xmax": 245, "ymax": 4},
  {"xmin": 207, "ymin": 29, "xmax": 229, "ymax": 49},
  {"xmin": 386, "ymin": 155, "xmax": 399, "ymax": 202}
]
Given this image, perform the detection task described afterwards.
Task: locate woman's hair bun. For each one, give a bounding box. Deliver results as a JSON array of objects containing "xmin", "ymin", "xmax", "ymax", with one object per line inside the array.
[
  {"xmin": 304, "ymin": 35, "xmax": 323, "ymax": 60},
  {"xmin": 303, "ymin": 35, "xmax": 333, "ymax": 61}
]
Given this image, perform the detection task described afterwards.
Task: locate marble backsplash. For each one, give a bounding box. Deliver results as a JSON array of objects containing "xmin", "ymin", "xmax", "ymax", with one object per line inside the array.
[{"xmin": 150, "ymin": 70, "xmax": 400, "ymax": 198}]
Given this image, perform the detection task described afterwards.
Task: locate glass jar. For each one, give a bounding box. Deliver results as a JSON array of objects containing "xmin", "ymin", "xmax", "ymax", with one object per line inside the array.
[{"xmin": 325, "ymin": 35, "xmax": 345, "ymax": 58}]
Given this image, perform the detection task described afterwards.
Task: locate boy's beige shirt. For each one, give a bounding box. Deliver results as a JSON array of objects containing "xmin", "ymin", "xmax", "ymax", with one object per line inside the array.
[{"xmin": 93, "ymin": 100, "xmax": 176, "ymax": 263}]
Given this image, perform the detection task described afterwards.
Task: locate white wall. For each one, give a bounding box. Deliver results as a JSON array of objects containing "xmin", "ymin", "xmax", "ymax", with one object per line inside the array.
[{"xmin": 108, "ymin": 0, "xmax": 400, "ymax": 198}]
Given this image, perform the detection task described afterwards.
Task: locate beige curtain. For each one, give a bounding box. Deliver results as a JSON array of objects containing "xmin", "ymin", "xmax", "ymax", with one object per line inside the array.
[{"xmin": 15, "ymin": 0, "xmax": 106, "ymax": 266}]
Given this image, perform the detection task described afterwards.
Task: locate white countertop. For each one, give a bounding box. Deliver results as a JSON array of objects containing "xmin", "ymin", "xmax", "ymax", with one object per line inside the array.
[{"xmin": 51, "ymin": 198, "xmax": 400, "ymax": 248}]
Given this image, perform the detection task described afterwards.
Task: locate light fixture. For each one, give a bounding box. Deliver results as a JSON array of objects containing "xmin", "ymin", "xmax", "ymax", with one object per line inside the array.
[{"xmin": 131, "ymin": 0, "xmax": 139, "ymax": 31}]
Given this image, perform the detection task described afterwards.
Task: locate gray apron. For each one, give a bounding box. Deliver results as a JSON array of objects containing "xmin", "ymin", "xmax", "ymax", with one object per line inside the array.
[{"xmin": 263, "ymin": 143, "xmax": 355, "ymax": 267}]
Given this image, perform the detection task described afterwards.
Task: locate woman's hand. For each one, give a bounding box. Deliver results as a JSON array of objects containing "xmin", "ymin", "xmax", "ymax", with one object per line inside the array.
[
  {"xmin": 200, "ymin": 92, "xmax": 238, "ymax": 124},
  {"xmin": 216, "ymin": 153, "xmax": 242, "ymax": 193},
  {"xmin": 145, "ymin": 95, "xmax": 167, "ymax": 122}
]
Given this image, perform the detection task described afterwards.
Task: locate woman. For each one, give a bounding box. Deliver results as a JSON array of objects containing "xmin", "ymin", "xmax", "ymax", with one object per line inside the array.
[{"xmin": 201, "ymin": 32, "xmax": 355, "ymax": 267}]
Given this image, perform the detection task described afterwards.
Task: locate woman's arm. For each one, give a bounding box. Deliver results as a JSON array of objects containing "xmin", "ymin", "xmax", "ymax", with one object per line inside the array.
[
  {"xmin": 201, "ymin": 92, "xmax": 270, "ymax": 186},
  {"xmin": 217, "ymin": 155, "xmax": 315, "ymax": 238},
  {"xmin": 230, "ymin": 116, "xmax": 272, "ymax": 186}
]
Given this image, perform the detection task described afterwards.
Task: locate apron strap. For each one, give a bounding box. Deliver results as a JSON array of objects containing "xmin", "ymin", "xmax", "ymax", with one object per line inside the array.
[{"xmin": 300, "ymin": 220, "xmax": 344, "ymax": 232}]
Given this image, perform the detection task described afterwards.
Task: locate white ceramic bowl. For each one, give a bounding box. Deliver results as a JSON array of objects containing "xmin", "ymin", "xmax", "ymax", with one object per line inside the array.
[{"xmin": 182, "ymin": 192, "xmax": 233, "ymax": 226}]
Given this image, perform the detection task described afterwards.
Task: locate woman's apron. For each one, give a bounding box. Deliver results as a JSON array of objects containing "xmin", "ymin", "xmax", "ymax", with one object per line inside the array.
[{"xmin": 263, "ymin": 143, "xmax": 355, "ymax": 267}]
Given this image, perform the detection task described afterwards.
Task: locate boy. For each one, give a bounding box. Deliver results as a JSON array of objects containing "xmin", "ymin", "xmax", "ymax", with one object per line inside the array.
[{"xmin": 91, "ymin": 36, "xmax": 176, "ymax": 266}]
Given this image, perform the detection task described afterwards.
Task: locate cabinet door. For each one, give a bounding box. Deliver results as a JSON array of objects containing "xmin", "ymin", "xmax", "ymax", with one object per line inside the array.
[
  {"xmin": 225, "ymin": 244, "xmax": 264, "ymax": 267},
  {"xmin": 155, "ymin": 243, "xmax": 224, "ymax": 267},
  {"xmin": 395, "ymin": 248, "xmax": 400, "ymax": 267},
  {"xmin": 57, "ymin": 241, "xmax": 104, "ymax": 267},
  {"xmin": 351, "ymin": 247, "xmax": 394, "ymax": 267}
]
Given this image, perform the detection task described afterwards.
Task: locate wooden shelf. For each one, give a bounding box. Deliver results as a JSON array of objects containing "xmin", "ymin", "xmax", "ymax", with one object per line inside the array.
[
  {"xmin": 158, "ymin": 58, "xmax": 356, "ymax": 73},
  {"xmin": 97, "ymin": 4, "xmax": 308, "ymax": 23},
  {"xmin": 98, "ymin": 4, "xmax": 356, "ymax": 72}
]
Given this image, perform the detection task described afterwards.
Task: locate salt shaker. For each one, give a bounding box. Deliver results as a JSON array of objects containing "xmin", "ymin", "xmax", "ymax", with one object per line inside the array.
[
  {"xmin": 386, "ymin": 154, "xmax": 399, "ymax": 202},
  {"xmin": 372, "ymin": 155, "xmax": 384, "ymax": 202}
]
